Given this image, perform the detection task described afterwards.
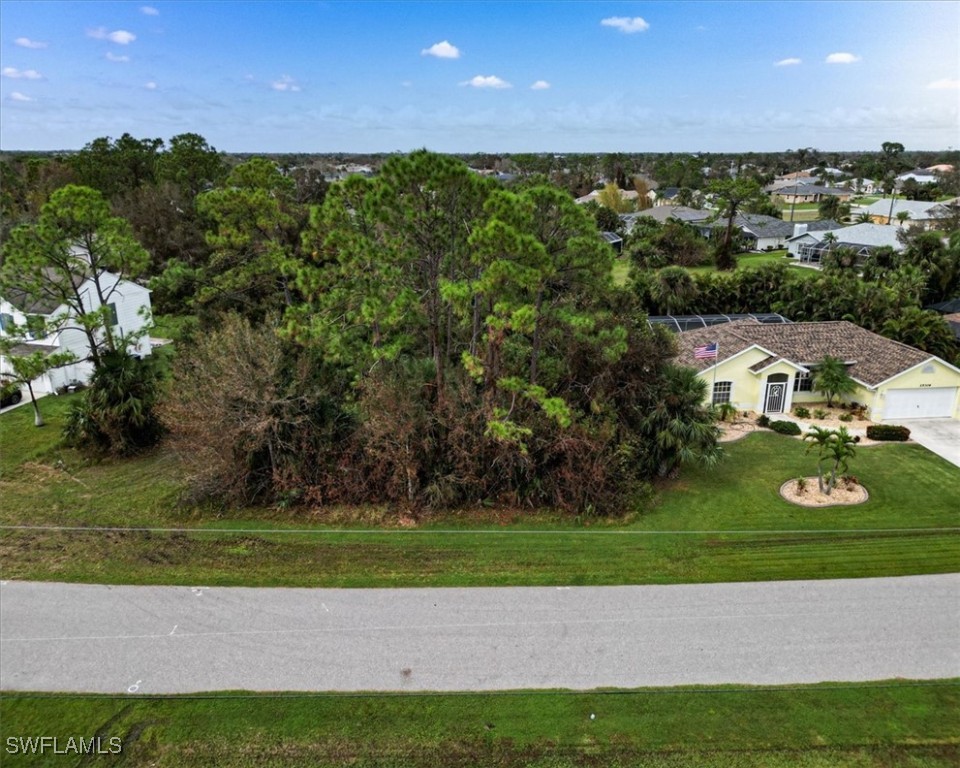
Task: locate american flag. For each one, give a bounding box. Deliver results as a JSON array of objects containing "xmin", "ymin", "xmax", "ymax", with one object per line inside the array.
[{"xmin": 694, "ymin": 342, "xmax": 718, "ymax": 360}]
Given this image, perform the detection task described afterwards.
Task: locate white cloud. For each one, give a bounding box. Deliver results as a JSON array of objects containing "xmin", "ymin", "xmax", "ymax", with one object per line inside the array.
[
  {"xmin": 2, "ymin": 67, "xmax": 43, "ymax": 80},
  {"xmin": 106, "ymin": 52, "xmax": 130, "ymax": 62},
  {"xmin": 14, "ymin": 37, "xmax": 48, "ymax": 49},
  {"xmin": 272, "ymin": 75, "xmax": 301, "ymax": 92},
  {"xmin": 401, "ymin": 80, "xmax": 413, "ymax": 88},
  {"xmin": 460, "ymin": 75, "xmax": 512, "ymax": 89},
  {"xmin": 775, "ymin": 58, "xmax": 802, "ymax": 67},
  {"xmin": 145, "ymin": 81, "xmax": 158, "ymax": 90},
  {"xmin": 927, "ymin": 78, "xmax": 960, "ymax": 90},
  {"xmin": 825, "ymin": 52, "xmax": 860, "ymax": 64},
  {"xmin": 600, "ymin": 16, "xmax": 650, "ymax": 34},
  {"xmin": 421, "ymin": 40, "xmax": 461, "ymax": 59},
  {"xmin": 140, "ymin": 5, "xmax": 159, "ymax": 15},
  {"xmin": 530, "ymin": 80, "xmax": 551, "ymax": 90},
  {"xmin": 10, "ymin": 91, "xmax": 34, "ymax": 102},
  {"xmin": 88, "ymin": 28, "xmax": 137, "ymax": 45}
]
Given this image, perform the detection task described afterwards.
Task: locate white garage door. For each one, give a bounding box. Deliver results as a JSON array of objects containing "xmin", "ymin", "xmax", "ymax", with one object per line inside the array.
[{"xmin": 884, "ymin": 388, "xmax": 958, "ymax": 420}]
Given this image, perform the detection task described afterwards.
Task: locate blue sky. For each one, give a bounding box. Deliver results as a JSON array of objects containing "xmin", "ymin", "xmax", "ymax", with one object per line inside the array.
[{"xmin": 1, "ymin": 1, "xmax": 958, "ymax": 153}]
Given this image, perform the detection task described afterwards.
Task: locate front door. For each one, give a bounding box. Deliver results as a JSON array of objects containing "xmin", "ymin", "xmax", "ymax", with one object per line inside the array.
[{"xmin": 765, "ymin": 382, "xmax": 786, "ymax": 413}]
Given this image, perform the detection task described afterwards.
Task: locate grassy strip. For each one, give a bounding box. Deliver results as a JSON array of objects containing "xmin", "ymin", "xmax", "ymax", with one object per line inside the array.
[
  {"xmin": 0, "ymin": 422, "xmax": 957, "ymax": 587},
  {"xmin": 2, "ymin": 401, "xmax": 958, "ymax": 588},
  {"xmin": 1, "ymin": 681, "xmax": 957, "ymax": 767}
]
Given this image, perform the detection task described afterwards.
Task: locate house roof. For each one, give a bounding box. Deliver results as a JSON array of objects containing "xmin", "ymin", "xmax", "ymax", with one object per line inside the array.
[
  {"xmin": 926, "ymin": 298, "xmax": 960, "ymax": 314},
  {"xmin": 628, "ymin": 206, "xmax": 712, "ymax": 225},
  {"xmin": 775, "ymin": 184, "xmax": 851, "ymax": 196},
  {"xmin": 710, "ymin": 214, "xmax": 841, "ymax": 240},
  {"xmin": 863, "ymin": 199, "xmax": 947, "ymax": 219},
  {"xmin": 799, "ymin": 223, "xmax": 904, "ymax": 250},
  {"xmin": 676, "ymin": 319, "xmax": 933, "ymax": 387},
  {"xmin": 3, "ymin": 287, "xmax": 62, "ymax": 315}
]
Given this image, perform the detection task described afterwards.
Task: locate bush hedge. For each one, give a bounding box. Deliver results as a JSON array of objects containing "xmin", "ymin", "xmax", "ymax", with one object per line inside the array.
[
  {"xmin": 866, "ymin": 424, "xmax": 911, "ymax": 442},
  {"xmin": 770, "ymin": 419, "xmax": 802, "ymax": 436}
]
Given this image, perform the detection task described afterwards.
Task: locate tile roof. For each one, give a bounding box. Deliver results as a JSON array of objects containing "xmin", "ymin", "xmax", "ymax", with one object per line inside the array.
[{"xmin": 677, "ymin": 319, "xmax": 933, "ymax": 387}]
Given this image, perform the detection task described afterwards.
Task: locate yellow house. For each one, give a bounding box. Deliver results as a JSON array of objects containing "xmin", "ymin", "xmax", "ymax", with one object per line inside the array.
[{"xmin": 677, "ymin": 319, "xmax": 960, "ymax": 421}]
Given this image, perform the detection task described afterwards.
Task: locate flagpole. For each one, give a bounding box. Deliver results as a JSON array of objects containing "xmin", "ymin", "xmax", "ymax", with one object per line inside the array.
[{"xmin": 712, "ymin": 343, "xmax": 718, "ymax": 403}]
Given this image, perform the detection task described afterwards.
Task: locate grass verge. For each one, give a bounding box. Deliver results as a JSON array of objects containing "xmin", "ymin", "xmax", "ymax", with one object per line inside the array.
[
  {"xmin": 1, "ymin": 680, "xmax": 957, "ymax": 767},
  {"xmin": 0, "ymin": 421, "xmax": 957, "ymax": 587}
]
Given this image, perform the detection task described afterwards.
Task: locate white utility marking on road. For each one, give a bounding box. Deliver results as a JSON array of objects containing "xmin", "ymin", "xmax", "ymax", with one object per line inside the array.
[
  {"xmin": 127, "ymin": 680, "xmax": 141, "ymax": 693},
  {"xmin": 556, "ymin": 587, "xmax": 571, "ymax": 590},
  {"xmin": 169, "ymin": 625, "xmax": 178, "ymax": 636},
  {"xmin": 321, "ymin": 603, "xmax": 329, "ymax": 612},
  {"xmin": 191, "ymin": 588, "xmax": 206, "ymax": 596}
]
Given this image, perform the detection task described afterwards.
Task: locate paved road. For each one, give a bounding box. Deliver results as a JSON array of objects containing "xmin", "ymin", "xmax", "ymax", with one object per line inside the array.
[{"xmin": 1, "ymin": 575, "xmax": 957, "ymax": 693}]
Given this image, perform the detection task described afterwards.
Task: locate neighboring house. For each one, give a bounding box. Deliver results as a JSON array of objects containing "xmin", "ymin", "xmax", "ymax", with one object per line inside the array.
[
  {"xmin": 677, "ymin": 318, "xmax": 960, "ymax": 420},
  {"xmin": 863, "ymin": 198, "xmax": 950, "ymax": 228},
  {"xmin": 787, "ymin": 223, "xmax": 904, "ymax": 264},
  {"xmin": 574, "ymin": 189, "xmax": 640, "ymax": 206},
  {"xmin": 653, "ymin": 187, "xmax": 680, "ymax": 206},
  {"xmin": 622, "ymin": 205, "xmax": 713, "ymax": 233},
  {"xmin": 0, "ymin": 270, "xmax": 152, "ymax": 395},
  {"xmin": 896, "ymin": 168, "xmax": 938, "ymax": 187},
  {"xmin": 774, "ymin": 184, "xmax": 854, "ymax": 205},
  {"xmin": 841, "ymin": 178, "xmax": 878, "ymax": 195},
  {"xmin": 708, "ymin": 214, "xmax": 842, "ymax": 252},
  {"xmin": 926, "ymin": 298, "xmax": 960, "ymax": 342}
]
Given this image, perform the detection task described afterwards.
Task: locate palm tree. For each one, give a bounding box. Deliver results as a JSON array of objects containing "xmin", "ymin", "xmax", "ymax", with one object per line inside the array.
[
  {"xmin": 652, "ymin": 266, "xmax": 698, "ymax": 314},
  {"xmin": 639, "ymin": 365, "xmax": 723, "ymax": 478},
  {"xmin": 895, "ymin": 210, "xmax": 911, "ymax": 229},
  {"xmin": 804, "ymin": 426, "xmax": 857, "ymax": 495},
  {"xmin": 822, "ymin": 427, "xmax": 857, "ymax": 495},
  {"xmin": 812, "ymin": 355, "xmax": 856, "ymax": 407},
  {"xmin": 803, "ymin": 425, "xmax": 835, "ymax": 493}
]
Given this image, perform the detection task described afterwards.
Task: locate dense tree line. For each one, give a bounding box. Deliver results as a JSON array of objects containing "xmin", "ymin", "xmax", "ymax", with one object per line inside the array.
[{"xmin": 2, "ymin": 137, "xmax": 958, "ymax": 514}]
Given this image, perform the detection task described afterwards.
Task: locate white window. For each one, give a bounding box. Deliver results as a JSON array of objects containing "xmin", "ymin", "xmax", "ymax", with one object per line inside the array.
[{"xmin": 712, "ymin": 381, "xmax": 733, "ymax": 405}]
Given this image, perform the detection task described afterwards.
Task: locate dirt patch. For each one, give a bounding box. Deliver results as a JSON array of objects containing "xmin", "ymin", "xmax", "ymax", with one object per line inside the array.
[
  {"xmin": 779, "ymin": 477, "xmax": 869, "ymax": 507},
  {"xmin": 717, "ymin": 421, "xmax": 761, "ymax": 443}
]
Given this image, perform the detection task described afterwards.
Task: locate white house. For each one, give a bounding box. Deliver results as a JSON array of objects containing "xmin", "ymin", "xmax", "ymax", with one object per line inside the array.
[
  {"xmin": 0, "ymin": 270, "xmax": 152, "ymax": 395},
  {"xmin": 786, "ymin": 223, "xmax": 904, "ymax": 263},
  {"xmin": 863, "ymin": 199, "xmax": 951, "ymax": 228}
]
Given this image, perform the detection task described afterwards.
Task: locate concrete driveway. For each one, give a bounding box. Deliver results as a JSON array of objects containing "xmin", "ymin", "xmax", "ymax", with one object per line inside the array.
[{"xmin": 898, "ymin": 419, "xmax": 960, "ymax": 468}]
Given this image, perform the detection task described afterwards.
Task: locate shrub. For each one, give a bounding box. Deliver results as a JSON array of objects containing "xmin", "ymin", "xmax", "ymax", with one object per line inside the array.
[
  {"xmin": 63, "ymin": 351, "xmax": 164, "ymax": 456},
  {"xmin": 793, "ymin": 406, "xmax": 810, "ymax": 418},
  {"xmin": 756, "ymin": 414, "xmax": 771, "ymax": 428},
  {"xmin": 813, "ymin": 408, "xmax": 828, "ymax": 419},
  {"xmin": 795, "ymin": 476, "xmax": 807, "ymax": 495},
  {"xmin": 866, "ymin": 424, "xmax": 911, "ymax": 441},
  {"xmin": 839, "ymin": 412, "xmax": 853, "ymax": 422},
  {"xmin": 770, "ymin": 419, "xmax": 802, "ymax": 436},
  {"xmin": 842, "ymin": 474, "xmax": 860, "ymax": 490}
]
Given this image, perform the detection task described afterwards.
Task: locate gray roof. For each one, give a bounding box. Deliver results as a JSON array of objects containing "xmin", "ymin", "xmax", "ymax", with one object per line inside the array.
[
  {"xmin": 627, "ymin": 206, "xmax": 713, "ymax": 225},
  {"xmin": 775, "ymin": 184, "xmax": 851, "ymax": 196},
  {"xmin": 863, "ymin": 199, "xmax": 948, "ymax": 219},
  {"xmin": 710, "ymin": 214, "xmax": 841, "ymax": 240},
  {"xmin": 801, "ymin": 223, "xmax": 903, "ymax": 250}
]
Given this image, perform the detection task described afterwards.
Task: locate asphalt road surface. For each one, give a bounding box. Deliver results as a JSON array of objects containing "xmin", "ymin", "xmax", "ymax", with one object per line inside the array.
[{"xmin": 1, "ymin": 575, "xmax": 957, "ymax": 693}]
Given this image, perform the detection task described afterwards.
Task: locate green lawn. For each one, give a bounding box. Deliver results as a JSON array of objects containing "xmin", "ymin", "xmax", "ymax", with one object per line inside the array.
[
  {"xmin": 2, "ymin": 681, "xmax": 956, "ymax": 767},
  {"xmin": 2, "ymin": 396, "xmax": 957, "ymax": 587},
  {"xmin": 687, "ymin": 251, "xmax": 817, "ymax": 277},
  {"xmin": 611, "ymin": 258, "xmax": 630, "ymax": 286}
]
